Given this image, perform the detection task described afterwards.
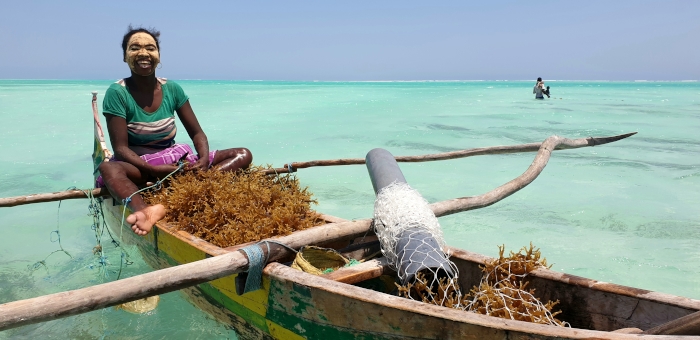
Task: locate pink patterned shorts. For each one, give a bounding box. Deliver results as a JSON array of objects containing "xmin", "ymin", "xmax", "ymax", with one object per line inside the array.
[{"xmin": 95, "ymin": 143, "xmax": 217, "ymax": 187}]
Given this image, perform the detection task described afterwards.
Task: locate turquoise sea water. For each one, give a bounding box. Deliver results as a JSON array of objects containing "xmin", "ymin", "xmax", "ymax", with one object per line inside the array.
[{"xmin": 0, "ymin": 80, "xmax": 699, "ymax": 339}]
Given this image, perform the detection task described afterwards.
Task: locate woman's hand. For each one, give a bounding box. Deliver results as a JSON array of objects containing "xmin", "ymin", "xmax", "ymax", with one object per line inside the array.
[
  {"xmin": 148, "ymin": 164, "xmax": 181, "ymax": 179},
  {"xmin": 186, "ymin": 154, "xmax": 209, "ymax": 172},
  {"xmin": 176, "ymin": 101, "xmax": 211, "ymax": 172}
]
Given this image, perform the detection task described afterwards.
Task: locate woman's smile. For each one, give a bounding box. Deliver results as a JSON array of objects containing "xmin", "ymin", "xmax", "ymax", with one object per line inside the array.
[{"xmin": 137, "ymin": 59, "xmax": 152, "ymax": 69}]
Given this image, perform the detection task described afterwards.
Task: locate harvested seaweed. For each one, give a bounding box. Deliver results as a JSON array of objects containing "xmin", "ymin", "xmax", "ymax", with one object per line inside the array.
[
  {"xmin": 143, "ymin": 165, "xmax": 323, "ymax": 247},
  {"xmin": 397, "ymin": 243, "xmax": 568, "ymax": 326},
  {"xmin": 464, "ymin": 243, "xmax": 567, "ymax": 326}
]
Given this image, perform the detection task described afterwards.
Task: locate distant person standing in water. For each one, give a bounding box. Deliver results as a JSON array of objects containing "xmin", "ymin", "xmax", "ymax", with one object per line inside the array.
[{"xmin": 533, "ymin": 77, "xmax": 550, "ymax": 99}]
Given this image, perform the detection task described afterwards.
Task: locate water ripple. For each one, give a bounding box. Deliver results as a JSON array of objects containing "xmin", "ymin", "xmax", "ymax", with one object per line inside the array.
[
  {"xmin": 385, "ymin": 140, "xmax": 458, "ymax": 152},
  {"xmin": 426, "ymin": 124, "xmax": 470, "ymax": 132},
  {"xmin": 634, "ymin": 220, "xmax": 700, "ymax": 240}
]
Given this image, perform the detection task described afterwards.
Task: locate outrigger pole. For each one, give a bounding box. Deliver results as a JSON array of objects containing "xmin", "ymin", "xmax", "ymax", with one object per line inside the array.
[{"xmin": 0, "ymin": 133, "xmax": 636, "ymax": 207}]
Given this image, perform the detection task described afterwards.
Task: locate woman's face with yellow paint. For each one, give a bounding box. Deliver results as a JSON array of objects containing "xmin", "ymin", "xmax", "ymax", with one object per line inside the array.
[{"xmin": 124, "ymin": 32, "xmax": 160, "ymax": 76}]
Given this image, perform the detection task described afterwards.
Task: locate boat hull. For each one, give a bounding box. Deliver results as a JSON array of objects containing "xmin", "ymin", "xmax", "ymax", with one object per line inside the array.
[{"xmin": 101, "ymin": 198, "xmax": 700, "ymax": 340}]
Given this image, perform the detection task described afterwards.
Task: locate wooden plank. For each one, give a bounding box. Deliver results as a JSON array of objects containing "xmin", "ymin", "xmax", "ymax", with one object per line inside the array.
[{"xmin": 323, "ymin": 257, "xmax": 391, "ymax": 284}]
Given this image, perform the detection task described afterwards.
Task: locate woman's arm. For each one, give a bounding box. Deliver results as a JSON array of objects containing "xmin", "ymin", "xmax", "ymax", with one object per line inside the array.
[
  {"xmin": 106, "ymin": 115, "xmax": 153, "ymax": 172},
  {"xmin": 176, "ymin": 100, "xmax": 210, "ymax": 170}
]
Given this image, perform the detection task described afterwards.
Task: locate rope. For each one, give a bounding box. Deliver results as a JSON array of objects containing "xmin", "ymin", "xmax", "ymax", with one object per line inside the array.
[
  {"xmin": 27, "ymin": 184, "xmax": 136, "ymax": 280},
  {"xmin": 237, "ymin": 240, "xmax": 296, "ymax": 294},
  {"xmin": 28, "ymin": 187, "xmax": 76, "ymax": 273},
  {"xmin": 83, "ymin": 187, "xmax": 132, "ymax": 280},
  {"xmin": 286, "ymin": 162, "xmax": 296, "ymax": 173},
  {"xmin": 268, "ymin": 165, "xmax": 296, "ymax": 192},
  {"xmin": 115, "ymin": 161, "xmax": 185, "ymax": 280},
  {"xmin": 240, "ymin": 244, "xmax": 265, "ymax": 294}
]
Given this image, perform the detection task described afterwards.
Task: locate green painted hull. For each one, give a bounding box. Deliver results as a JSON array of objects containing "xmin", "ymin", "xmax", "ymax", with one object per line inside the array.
[
  {"xmin": 101, "ymin": 199, "xmax": 408, "ymax": 339},
  {"xmin": 102, "ymin": 199, "xmax": 700, "ymax": 340}
]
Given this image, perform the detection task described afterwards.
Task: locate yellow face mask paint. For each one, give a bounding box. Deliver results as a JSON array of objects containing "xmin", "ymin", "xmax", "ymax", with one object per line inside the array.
[{"xmin": 125, "ymin": 32, "xmax": 160, "ymax": 76}]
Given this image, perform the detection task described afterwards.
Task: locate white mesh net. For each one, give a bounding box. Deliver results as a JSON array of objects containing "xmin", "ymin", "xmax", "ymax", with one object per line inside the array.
[
  {"xmin": 374, "ymin": 181, "xmax": 569, "ymax": 325},
  {"xmin": 373, "ymin": 181, "xmax": 460, "ymax": 305}
]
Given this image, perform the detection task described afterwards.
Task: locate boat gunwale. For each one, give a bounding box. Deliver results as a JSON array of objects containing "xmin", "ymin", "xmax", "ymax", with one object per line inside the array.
[
  {"xmin": 263, "ymin": 261, "xmax": 699, "ymax": 339},
  {"xmin": 143, "ymin": 211, "xmax": 700, "ymax": 313},
  {"xmin": 104, "ymin": 195, "xmax": 348, "ymax": 258},
  {"xmin": 446, "ymin": 247, "xmax": 700, "ymax": 312}
]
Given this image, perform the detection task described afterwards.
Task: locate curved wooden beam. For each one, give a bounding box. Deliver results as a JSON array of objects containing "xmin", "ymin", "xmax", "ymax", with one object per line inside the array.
[
  {"xmin": 262, "ymin": 132, "xmax": 636, "ymax": 174},
  {"xmin": 428, "ymin": 134, "xmax": 634, "ymax": 217}
]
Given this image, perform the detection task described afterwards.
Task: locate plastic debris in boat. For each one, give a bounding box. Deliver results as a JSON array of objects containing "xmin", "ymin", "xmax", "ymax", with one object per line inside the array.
[{"xmin": 116, "ymin": 295, "xmax": 160, "ymax": 314}]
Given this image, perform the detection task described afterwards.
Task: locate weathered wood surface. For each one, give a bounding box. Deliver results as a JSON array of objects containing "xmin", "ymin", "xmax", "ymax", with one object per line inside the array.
[
  {"xmin": 643, "ymin": 309, "xmax": 700, "ymax": 335},
  {"xmin": 429, "ymin": 134, "xmax": 633, "ymax": 217},
  {"xmin": 323, "ymin": 257, "xmax": 391, "ymax": 284},
  {"xmin": 0, "ymin": 188, "xmax": 110, "ymax": 207},
  {"xmin": 262, "ymin": 132, "xmax": 636, "ymax": 174},
  {"xmin": 265, "ymin": 262, "xmax": 693, "ymax": 340},
  {"xmin": 447, "ymin": 247, "xmax": 700, "ymax": 333},
  {"xmin": 230, "ymin": 236, "xmax": 699, "ymax": 337},
  {"xmin": 0, "ymin": 219, "xmax": 372, "ymax": 331}
]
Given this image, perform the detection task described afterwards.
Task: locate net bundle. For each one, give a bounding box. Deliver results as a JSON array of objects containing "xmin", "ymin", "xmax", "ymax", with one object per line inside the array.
[{"xmin": 373, "ymin": 181, "xmax": 459, "ymax": 305}]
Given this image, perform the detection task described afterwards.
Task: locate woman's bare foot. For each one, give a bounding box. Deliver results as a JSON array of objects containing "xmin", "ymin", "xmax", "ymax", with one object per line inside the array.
[{"xmin": 126, "ymin": 204, "xmax": 166, "ymax": 236}]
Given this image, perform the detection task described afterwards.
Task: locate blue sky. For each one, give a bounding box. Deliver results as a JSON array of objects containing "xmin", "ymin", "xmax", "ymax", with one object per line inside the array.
[{"xmin": 1, "ymin": 1, "xmax": 697, "ymax": 80}]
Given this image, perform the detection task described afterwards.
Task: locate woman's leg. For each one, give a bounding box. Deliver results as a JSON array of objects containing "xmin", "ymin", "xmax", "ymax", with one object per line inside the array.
[
  {"xmin": 98, "ymin": 161, "xmax": 165, "ymax": 235},
  {"xmin": 211, "ymin": 147, "xmax": 253, "ymax": 172}
]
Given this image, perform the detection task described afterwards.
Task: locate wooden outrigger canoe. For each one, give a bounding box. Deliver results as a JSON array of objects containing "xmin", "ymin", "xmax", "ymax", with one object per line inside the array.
[{"xmin": 89, "ymin": 92, "xmax": 700, "ymax": 339}]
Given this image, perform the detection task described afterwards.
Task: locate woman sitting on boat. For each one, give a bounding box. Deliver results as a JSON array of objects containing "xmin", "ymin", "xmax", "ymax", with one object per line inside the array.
[{"xmin": 98, "ymin": 26, "xmax": 252, "ymax": 236}]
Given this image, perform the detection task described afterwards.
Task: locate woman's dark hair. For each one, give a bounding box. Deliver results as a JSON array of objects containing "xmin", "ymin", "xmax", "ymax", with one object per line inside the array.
[
  {"xmin": 537, "ymin": 77, "xmax": 542, "ymax": 82},
  {"xmin": 121, "ymin": 25, "xmax": 161, "ymax": 59}
]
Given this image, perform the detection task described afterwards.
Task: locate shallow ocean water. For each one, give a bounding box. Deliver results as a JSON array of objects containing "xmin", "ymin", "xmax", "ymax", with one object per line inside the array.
[{"xmin": 0, "ymin": 80, "xmax": 698, "ymax": 339}]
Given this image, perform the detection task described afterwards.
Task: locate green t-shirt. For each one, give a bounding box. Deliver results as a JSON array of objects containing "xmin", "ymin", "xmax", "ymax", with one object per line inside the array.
[{"xmin": 102, "ymin": 78, "xmax": 189, "ymax": 151}]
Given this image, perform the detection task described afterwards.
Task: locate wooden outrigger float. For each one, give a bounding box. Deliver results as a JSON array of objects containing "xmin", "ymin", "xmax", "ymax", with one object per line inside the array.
[{"xmin": 0, "ymin": 92, "xmax": 699, "ymax": 339}]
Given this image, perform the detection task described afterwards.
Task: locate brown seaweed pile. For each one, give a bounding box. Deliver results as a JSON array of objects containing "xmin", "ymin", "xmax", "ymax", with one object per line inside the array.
[
  {"xmin": 397, "ymin": 243, "xmax": 568, "ymax": 327},
  {"xmin": 143, "ymin": 166, "xmax": 323, "ymax": 247}
]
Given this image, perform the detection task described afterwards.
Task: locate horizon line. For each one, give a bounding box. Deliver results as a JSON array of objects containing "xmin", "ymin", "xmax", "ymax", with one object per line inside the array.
[{"xmin": 0, "ymin": 78, "xmax": 697, "ymax": 83}]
